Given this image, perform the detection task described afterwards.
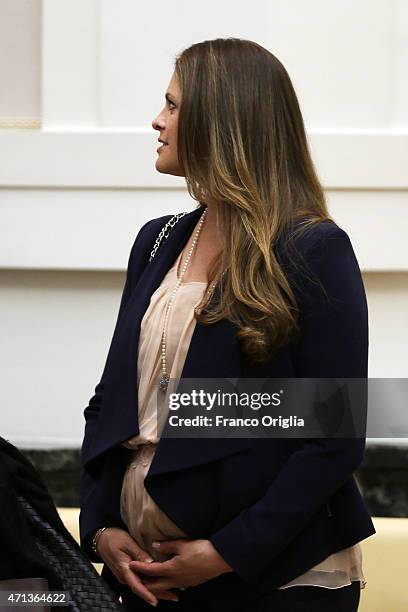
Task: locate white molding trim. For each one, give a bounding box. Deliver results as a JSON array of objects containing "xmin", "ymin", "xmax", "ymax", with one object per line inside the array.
[
  {"xmin": 0, "ymin": 118, "xmax": 41, "ymax": 129},
  {"xmin": 0, "ymin": 187, "xmax": 407, "ymax": 271},
  {"xmin": 0, "ymin": 129, "xmax": 407, "ymax": 188},
  {"xmin": 5, "ymin": 434, "xmax": 408, "ymax": 450},
  {"xmin": 4, "ymin": 435, "xmax": 83, "ymax": 450}
]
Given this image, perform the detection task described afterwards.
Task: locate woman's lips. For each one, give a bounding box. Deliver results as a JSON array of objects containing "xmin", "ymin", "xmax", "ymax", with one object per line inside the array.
[{"xmin": 157, "ymin": 143, "xmax": 168, "ymax": 152}]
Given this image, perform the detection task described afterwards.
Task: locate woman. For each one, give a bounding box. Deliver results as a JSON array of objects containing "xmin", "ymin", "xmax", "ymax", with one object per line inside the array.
[{"xmin": 79, "ymin": 38, "xmax": 375, "ymax": 611}]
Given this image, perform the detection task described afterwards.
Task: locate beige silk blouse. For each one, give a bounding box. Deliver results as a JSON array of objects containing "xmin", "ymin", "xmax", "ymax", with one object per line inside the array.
[{"xmin": 120, "ymin": 249, "xmax": 367, "ymax": 590}]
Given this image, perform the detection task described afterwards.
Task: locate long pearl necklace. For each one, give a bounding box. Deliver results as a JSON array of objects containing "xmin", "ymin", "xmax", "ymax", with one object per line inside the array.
[{"xmin": 159, "ymin": 207, "xmax": 218, "ymax": 393}]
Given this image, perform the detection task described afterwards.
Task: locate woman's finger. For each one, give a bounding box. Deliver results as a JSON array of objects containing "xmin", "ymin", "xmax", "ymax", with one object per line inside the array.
[
  {"xmin": 136, "ymin": 573, "xmax": 180, "ymax": 602},
  {"xmin": 140, "ymin": 576, "xmax": 179, "ymax": 592},
  {"xmin": 121, "ymin": 564, "xmax": 159, "ymax": 607},
  {"xmin": 151, "ymin": 589, "xmax": 179, "ymax": 602},
  {"xmin": 139, "ymin": 575, "xmax": 180, "ymax": 601},
  {"xmin": 129, "ymin": 559, "xmax": 174, "ymax": 576}
]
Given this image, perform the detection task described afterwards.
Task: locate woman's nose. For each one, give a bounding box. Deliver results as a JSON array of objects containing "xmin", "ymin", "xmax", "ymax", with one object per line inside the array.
[{"xmin": 152, "ymin": 115, "xmax": 164, "ymax": 131}]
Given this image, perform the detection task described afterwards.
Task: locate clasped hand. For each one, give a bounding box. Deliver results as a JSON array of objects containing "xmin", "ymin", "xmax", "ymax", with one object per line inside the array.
[{"xmin": 129, "ymin": 538, "xmax": 233, "ymax": 600}]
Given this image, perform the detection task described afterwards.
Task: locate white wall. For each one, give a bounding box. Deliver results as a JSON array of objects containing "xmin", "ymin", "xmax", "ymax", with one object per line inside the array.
[
  {"xmin": 0, "ymin": 0, "xmax": 41, "ymax": 127},
  {"xmin": 0, "ymin": 0, "xmax": 407, "ymax": 448}
]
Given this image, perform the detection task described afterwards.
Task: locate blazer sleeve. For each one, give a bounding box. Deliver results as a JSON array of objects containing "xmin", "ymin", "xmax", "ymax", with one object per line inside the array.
[
  {"xmin": 79, "ymin": 218, "xmax": 155, "ymax": 560},
  {"xmin": 208, "ymin": 225, "xmax": 369, "ymax": 584}
]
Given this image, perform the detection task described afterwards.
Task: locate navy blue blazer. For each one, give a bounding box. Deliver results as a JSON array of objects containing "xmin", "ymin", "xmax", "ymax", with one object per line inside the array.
[{"xmin": 79, "ymin": 205, "xmax": 376, "ymax": 609}]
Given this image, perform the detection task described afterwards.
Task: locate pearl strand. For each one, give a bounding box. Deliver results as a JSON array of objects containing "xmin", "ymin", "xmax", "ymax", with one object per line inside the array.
[{"xmin": 159, "ymin": 208, "xmax": 213, "ymax": 393}]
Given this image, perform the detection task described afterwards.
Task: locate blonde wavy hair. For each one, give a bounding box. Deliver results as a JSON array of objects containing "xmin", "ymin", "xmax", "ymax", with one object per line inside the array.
[{"xmin": 174, "ymin": 38, "xmax": 335, "ymax": 364}]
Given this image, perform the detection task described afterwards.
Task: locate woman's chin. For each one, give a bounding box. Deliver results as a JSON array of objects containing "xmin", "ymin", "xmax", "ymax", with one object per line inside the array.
[
  {"xmin": 155, "ymin": 161, "xmax": 183, "ymax": 177},
  {"xmin": 155, "ymin": 157, "xmax": 168, "ymax": 171},
  {"xmin": 155, "ymin": 162, "xmax": 172, "ymax": 175}
]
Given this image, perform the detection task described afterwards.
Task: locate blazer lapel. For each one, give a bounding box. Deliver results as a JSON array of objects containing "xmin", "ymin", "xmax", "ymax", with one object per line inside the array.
[{"xmin": 86, "ymin": 206, "xmax": 252, "ymax": 472}]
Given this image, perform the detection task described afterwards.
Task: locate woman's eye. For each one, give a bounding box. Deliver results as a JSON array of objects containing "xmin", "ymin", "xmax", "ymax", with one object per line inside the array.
[{"xmin": 168, "ymin": 101, "xmax": 176, "ymax": 110}]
